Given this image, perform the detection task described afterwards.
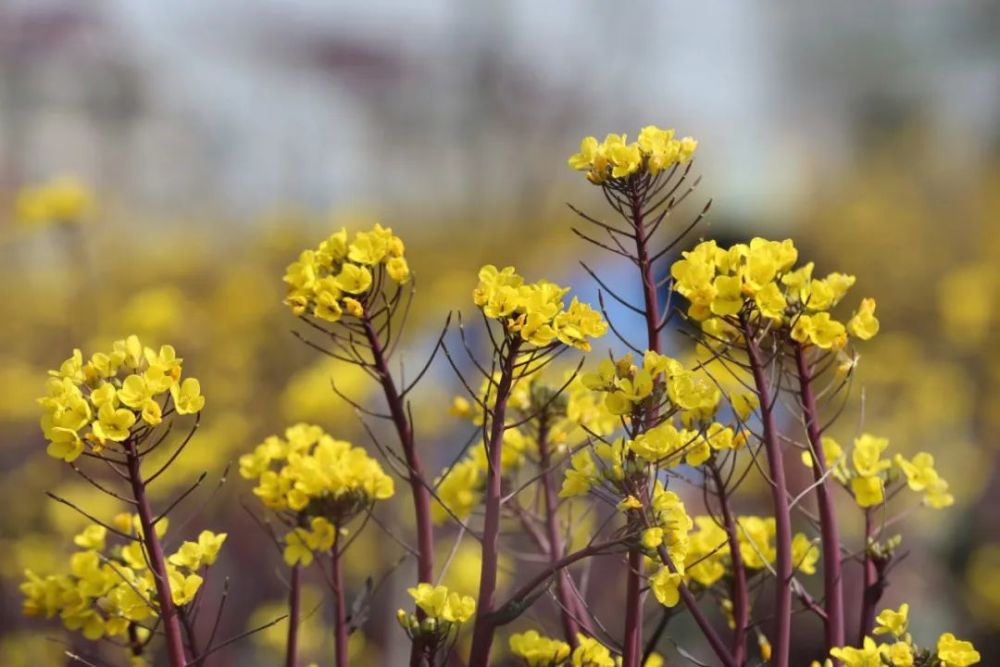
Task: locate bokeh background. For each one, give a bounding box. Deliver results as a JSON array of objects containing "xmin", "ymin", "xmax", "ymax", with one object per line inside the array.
[{"xmin": 1, "ymin": 1, "xmax": 998, "ymax": 665}]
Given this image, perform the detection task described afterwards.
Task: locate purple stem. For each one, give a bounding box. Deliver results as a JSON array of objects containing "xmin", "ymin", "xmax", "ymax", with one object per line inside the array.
[
  {"xmin": 361, "ymin": 317, "xmax": 435, "ymax": 587},
  {"xmin": 125, "ymin": 442, "xmax": 187, "ymax": 667},
  {"xmin": 710, "ymin": 464, "xmax": 748, "ymax": 665},
  {"xmin": 332, "ymin": 534, "xmax": 349, "ymax": 667},
  {"xmin": 744, "ymin": 330, "xmax": 793, "ymax": 667},
  {"xmin": 795, "ymin": 345, "xmax": 846, "ymax": 655},
  {"xmin": 468, "ymin": 339, "xmax": 521, "ymax": 667},
  {"xmin": 286, "ymin": 564, "xmax": 301, "ymax": 667},
  {"xmin": 536, "ymin": 416, "xmax": 585, "ymax": 645}
]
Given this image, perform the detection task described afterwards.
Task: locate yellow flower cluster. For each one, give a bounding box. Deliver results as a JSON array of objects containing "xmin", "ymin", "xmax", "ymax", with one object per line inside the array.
[
  {"xmin": 282, "ymin": 517, "xmax": 337, "ymax": 567},
  {"xmin": 560, "ymin": 352, "xmax": 743, "ymax": 499},
  {"xmin": 283, "ymin": 224, "xmax": 410, "ymax": 324},
  {"xmin": 509, "ymin": 630, "xmax": 571, "ymax": 666},
  {"xmin": 397, "ymin": 583, "xmax": 476, "ymax": 642},
  {"xmin": 436, "ymin": 374, "xmax": 617, "ymax": 524},
  {"xmin": 39, "ymin": 336, "xmax": 204, "ymax": 463},
  {"xmin": 568, "ymin": 125, "xmax": 698, "ymax": 184},
  {"xmin": 828, "ymin": 603, "xmax": 979, "ymax": 667},
  {"xmin": 15, "ymin": 176, "xmax": 93, "ymax": 226},
  {"xmin": 631, "ymin": 485, "xmax": 691, "ymax": 609},
  {"xmin": 800, "ymin": 434, "xmax": 953, "ymax": 509},
  {"xmin": 507, "ymin": 631, "xmax": 662, "ymax": 667},
  {"xmin": 683, "ymin": 516, "xmax": 818, "ymax": 588},
  {"xmin": 20, "ymin": 518, "xmax": 225, "ymax": 641},
  {"xmin": 407, "ymin": 583, "xmax": 476, "ymax": 623},
  {"xmin": 670, "ymin": 238, "xmax": 880, "ymax": 350},
  {"xmin": 473, "ymin": 265, "xmax": 607, "ymax": 351},
  {"xmin": 240, "ymin": 423, "xmax": 394, "ymax": 526},
  {"xmin": 569, "ymin": 634, "xmax": 617, "ymax": 667},
  {"xmin": 581, "ymin": 351, "xmax": 721, "ymax": 423}
]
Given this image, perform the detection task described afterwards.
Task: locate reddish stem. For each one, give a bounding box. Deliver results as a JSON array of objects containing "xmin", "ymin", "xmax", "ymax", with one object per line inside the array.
[
  {"xmin": 536, "ymin": 416, "xmax": 585, "ymax": 645},
  {"xmin": 621, "ymin": 182, "xmax": 660, "ymax": 667},
  {"xmin": 743, "ymin": 330, "xmax": 793, "ymax": 667},
  {"xmin": 361, "ymin": 317, "xmax": 435, "ymax": 588},
  {"xmin": 622, "ymin": 548, "xmax": 644, "ymax": 665},
  {"xmin": 468, "ymin": 339, "xmax": 521, "ymax": 667},
  {"xmin": 857, "ymin": 511, "xmax": 884, "ymax": 646},
  {"xmin": 332, "ymin": 534, "xmax": 349, "ymax": 667},
  {"xmin": 710, "ymin": 464, "xmax": 748, "ymax": 665},
  {"xmin": 125, "ymin": 442, "xmax": 187, "ymax": 667},
  {"xmin": 653, "ymin": 542, "xmax": 736, "ymax": 667},
  {"xmin": 794, "ymin": 345, "xmax": 846, "ymax": 655},
  {"xmin": 286, "ymin": 564, "xmax": 301, "ymax": 667}
]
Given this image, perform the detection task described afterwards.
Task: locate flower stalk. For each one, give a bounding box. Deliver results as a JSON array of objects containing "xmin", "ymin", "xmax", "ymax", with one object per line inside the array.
[
  {"xmin": 621, "ymin": 181, "xmax": 658, "ymax": 667},
  {"xmin": 332, "ymin": 533, "xmax": 349, "ymax": 667},
  {"xmin": 125, "ymin": 440, "xmax": 187, "ymax": 667},
  {"xmin": 794, "ymin": 344, "xmax": 846, "ymax": 654},
  {"xmin": 709, "ymin": 463, "xmax": 748, "ymax": 665},
  {"xmin": 536, "ymin": 413, "xmax": 585, "ymax": 645},
  {"xmin": 743, "ymin": 327, "xmax": 792, "ymax": 667},
  {"xmin": 361, "ymin": 315, "xmax": 435, "ymax": 588},
  {"xmin": 468, "ymin": 338, "xmax": 522, "ymax": 667},
  {"xmin": 286, "ymin": 564, "xmax": 301, "ymax": 667}
]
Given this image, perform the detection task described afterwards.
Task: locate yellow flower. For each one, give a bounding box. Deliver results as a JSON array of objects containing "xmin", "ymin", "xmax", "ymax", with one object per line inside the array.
[
  {"xmin": 848, "ymin": 297, "xmax": 880, "ymax": 340},
  {"xmin": 559, "ymin": 450, "xmax": 597, "ymax": 498},
  {"xmin": 140, "ymin": 399, "xmax": 162, "ymax": 426},
  {"xmin": 667, "ymin": 371, "xmax": 720, "ymax": 413},
  {"xmin": 313, "ymin": 288, "xmax": 343, "ymax": 322},
  {"xmin": 737, "ymin": 516, "xmax": 776, "ymax": 569},
  {"xmin": 792, "ymin": 533, "xmax": 819, "ymax": 575},
  {"xmin": 609, "ymin": 140, "xmax": 642, "ymax": 179},
  {"xmin": 881, "ymin": 641, "xmax": 913, "ymax": 666},
  {"xmin": 170, "ymin": 378, "xmax": 205, "ymax": 414},
  {"xmin": 936, "ymin": 633, "xmax": 980, "ymax": 666},
  {"xmin": 509, "ymin": 630, "xmax": 571, "ymax": 666},
  {"xmin": 851, "ymin": 476, "xmax": 884, "ymax": 508},
  {"xmin": 650, "ymin": 567, "xmax": 683, "ymax": 607},
  {"xmin": 618, "ymin": 495, "xmax": 643, "ymax": 511},
  {"xmin": 568, "ymin": 136, "xmax": 600, "ymax": 170},
  {"xmin": 407, "ymin": 583, "xmax": 475, "ymax": 623},
  {"xmin": 569, "ymin": 127, "xmax": 697, "ymax": 182},
  {"xmin": 754, "ymin": 281, "xmax": 788, "ymax": 321},
  {"xmin": 852, "ymin": 434, "xmax": 891, "ymax": 477},
  {"xmin": 168, "ymin": 531, "xmax": 227, "ymax": 570},
  {"xmin": 283, "ymin": 529, "xmax": 314, "ymax": 567},
  {"xmin": 248, "ymin": 424, "xmax": 394, "ymax": 522},
  {"xmin": 642, "ymin": 527, "xmax": 665, "ymax": 549},
  {"xmin": 167, "ymin": 567, "xmax": 203, "ymax": 606},
  {"xmin": 473, "ymin": 266, "xmax": 605, "ymax": 351},
  {"xmin": 92, "ymin": 402, "xmax": 137, "ymax": 442},
  {"xmin": 334, "ymin": 263, "xmax": 373, "ymax": 294},
  {"xmin": 797, "ymin": 312, "xmax": 848, "ymax": 349},
  {"xmin": 386, "ymin": 256, "xmax": 410, "ymax": 283},
  {"xmin": 118, "ymin": 375, "xmax": 152, "ymax": 409},
  {"xmin": 342, "ymin": 297, "xmax": 364, "ymax": 318},
  {"xmin": 874, "ymin": 603, "xmax": 908, "ymax": 636},
  {"xmin": 347, "ymin": 228, "xmax": 389, "ymax": 265},
  {"xmin": 830, "ymin": 636, "xmax": 882, "ymax": 667},
  {"xmin": 46, "ymin": 426, "xmax": 85, "ymax": 462},
  {"xmin": 73, "ymin": 525, "xmax": 107, "ymax": 551},
  {"xmin": 801, "ymin": 436, "xmax": 844, "ymax": 471},
  {"xmin": 571, "ymin": 634, "xmax": 616, "ymax": 667},
  {"xmin": 433, "ymin": 460, "xmax": 483, "ymax": 523}
]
